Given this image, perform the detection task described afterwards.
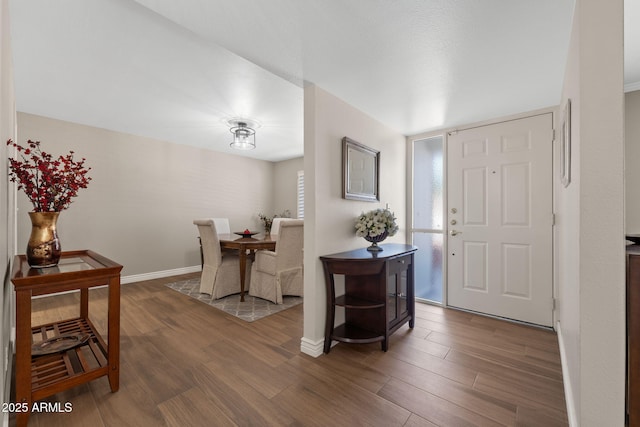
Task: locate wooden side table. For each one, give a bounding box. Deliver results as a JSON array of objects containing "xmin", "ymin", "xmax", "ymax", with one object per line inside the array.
[
  {"xmin": 320, "ymin": 243, "xmax": 418, "ymax": 353},
  {"xmin": 10, "ymin": 250, "xmax": 122, "ymax": 427}
]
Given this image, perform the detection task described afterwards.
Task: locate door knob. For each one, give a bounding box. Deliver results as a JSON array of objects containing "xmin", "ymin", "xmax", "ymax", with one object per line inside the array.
[{"xmin": 450, "ymin": 230, "xmax": 462, "ymax": 236}]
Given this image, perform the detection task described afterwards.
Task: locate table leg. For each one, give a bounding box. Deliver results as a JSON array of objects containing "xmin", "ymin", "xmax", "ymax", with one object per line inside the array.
[
  {"xmin": 107, "ymin": 276, "xmax": 120, "ymax": 392},
  {"xmin": 323, "ymin": 267, "xmax": 336, "ymax": 354},
  {"xmin": 239, "ymin": 248, "xmax": 247, "ymax": 302},
  {"xmin": 15, "ymin": 290, "xmax": 32, "ymax": 427},
  {"xmin": 408, "ymin": 254, "xmax": 415, "ymax": 328},
  {"xmin": 324, "ymin": 300, "xmax": 335, "ymax": 354},
  {"xmin": 80, "ymin": 288, "xmax": 89, "ymax": 319}
]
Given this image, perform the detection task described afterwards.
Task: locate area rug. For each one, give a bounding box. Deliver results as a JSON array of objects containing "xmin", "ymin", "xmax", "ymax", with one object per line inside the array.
[{"xmin": 165, "ymin": 278, "xmax": 303, "ymax": 322}]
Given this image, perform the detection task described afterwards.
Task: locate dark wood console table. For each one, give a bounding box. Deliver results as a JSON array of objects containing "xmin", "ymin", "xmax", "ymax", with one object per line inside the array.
[
  {"xmin": 627, "ymin": 245, "xmax": 640, "ymax": 426},
  {"xmin": 320, "ymin": 243, "xmax": 418, "ymax": 353},
  {"xmin": 10, "ymin": 250, "xmax": 122, "ymax": 427}
]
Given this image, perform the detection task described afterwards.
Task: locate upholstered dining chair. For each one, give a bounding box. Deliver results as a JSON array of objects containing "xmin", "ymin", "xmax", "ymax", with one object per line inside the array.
[
  {"xmin": 249, "ymin": 220, "xmax": 303, "ymax": 304},
  {"xmin": 270, "ymin": 217, "xmax": 295, "ymax": 236},
  {"xmin": 212, "ymin": 217, "xmax": 231, "ymax": 235},
  {"xmin": 210, "ymin": 217, "xmax": 234, "ymax": 256},
  {"xmin": 193, "ymin": 218, "xmax": 250, "ymax": 298}
]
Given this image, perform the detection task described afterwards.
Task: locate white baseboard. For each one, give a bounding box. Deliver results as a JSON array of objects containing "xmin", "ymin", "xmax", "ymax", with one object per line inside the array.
[
  {"xmin": 2, "ymin": 340, "xmax": 13, "ymax": 427},
  {"xmin": 556, "ymin": 321, "xmax": 578, "ymax": 427},
  {"xmin": 300, "ymin": 337, "xmax": 324, "ymax": 358},
  {"xmin": 121, "ymin": 265, "xmax": 201, "ymax": 284},
  {"xmin": 625, "ymin": 81, "xmax": 640, "ymax": 93}
]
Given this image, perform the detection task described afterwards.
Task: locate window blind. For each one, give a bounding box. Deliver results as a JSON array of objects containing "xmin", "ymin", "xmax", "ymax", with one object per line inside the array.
[{"xmin": 297, "ymin": 170, "xmax": 304, "ymax": 219}]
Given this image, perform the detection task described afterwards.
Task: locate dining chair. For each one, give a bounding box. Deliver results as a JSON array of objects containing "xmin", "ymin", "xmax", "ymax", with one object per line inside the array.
[
  {"xmin": 193, "ymin": 218, "xmax": 250, "ymax": 298},
  {"xmin": 249, "ymin": 220, "xmax": 303, "ymax": 304},
  {"xmin": 212, "ymin": 217, "xmax": 231, "ymax": 235},
  {"xmin": 270, "ymin": 217, "xmax": 295, "ymax": 236}
]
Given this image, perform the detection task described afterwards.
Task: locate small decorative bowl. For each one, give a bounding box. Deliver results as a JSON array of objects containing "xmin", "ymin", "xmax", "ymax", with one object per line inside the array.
[
  {"xmin": 234, "ymin": 231, "xmax": 258, "ymax": 238},
  {"xmin": 627, "ymin": 234, "xmax": 640, "ymax": 245}
]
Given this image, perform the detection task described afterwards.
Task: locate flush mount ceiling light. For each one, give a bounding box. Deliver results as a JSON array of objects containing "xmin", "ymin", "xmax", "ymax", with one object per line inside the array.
[{"xmin": 228, "ymin": 119, "xmax": 258, "ymax": 150}]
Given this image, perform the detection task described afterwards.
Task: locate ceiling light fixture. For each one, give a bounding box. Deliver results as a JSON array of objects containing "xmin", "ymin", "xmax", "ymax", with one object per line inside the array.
[{"xmin": 229, "ymin": 120, "xmax": 256, "ymax": 150}]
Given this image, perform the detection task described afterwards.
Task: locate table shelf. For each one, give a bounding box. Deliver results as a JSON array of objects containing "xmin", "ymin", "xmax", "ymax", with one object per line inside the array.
[
  {"xmin": 334, "ymin": 294, "xmax": 385, "ymax": 309},
  {"xmin": 331, "ymin": 323, "xmax": 385, "ymax": 344},
  {"xmin": 30, "ymin": 317, "xmax": 108, "ymax": 400}
]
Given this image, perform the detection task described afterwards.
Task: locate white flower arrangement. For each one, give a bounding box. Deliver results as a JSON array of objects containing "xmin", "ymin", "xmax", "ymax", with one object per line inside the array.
[{"xmin": 355, "ymin": 208, "xmax": 399, "ymax": 238}]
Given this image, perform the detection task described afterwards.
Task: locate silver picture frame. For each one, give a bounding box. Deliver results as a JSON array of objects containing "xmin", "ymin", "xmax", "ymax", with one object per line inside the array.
[
  {"xmin": 561, "ymin": 99, "xmax": 572, "ymax": 188},
  {"xmin": 342, "ymin": 137, "xmax": 380, "ymax": 202}
]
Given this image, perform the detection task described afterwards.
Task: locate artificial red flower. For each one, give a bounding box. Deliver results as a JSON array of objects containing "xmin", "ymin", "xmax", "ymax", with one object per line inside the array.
[{"xmin": 6, "ymin": 139, "xmax": 92, "ymax": 212}]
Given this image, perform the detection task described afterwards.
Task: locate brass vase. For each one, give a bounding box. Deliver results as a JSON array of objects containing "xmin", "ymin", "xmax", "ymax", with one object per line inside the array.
[{"xmin": 26, "ymin": 211, "xmax": 61, "ymax": 268}]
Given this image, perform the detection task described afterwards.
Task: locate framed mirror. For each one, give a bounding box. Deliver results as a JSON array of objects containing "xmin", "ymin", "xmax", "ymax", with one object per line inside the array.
[
  {"xmin": 560, "ymin": 98, "xmax": 572, "ymax": 187},
  {"xmin": 342, "ymin": 137, "xmax": 380, "ymax": 202}
]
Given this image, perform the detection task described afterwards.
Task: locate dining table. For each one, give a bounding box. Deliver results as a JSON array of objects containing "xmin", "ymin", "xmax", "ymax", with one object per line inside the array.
[{"xmin": 218, "ymin": 233, "xmax": 276, "ymax": 301}]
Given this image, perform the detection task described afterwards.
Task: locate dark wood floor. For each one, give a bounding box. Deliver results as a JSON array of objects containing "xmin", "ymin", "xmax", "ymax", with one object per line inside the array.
[{"xmin": 12, "ymin": 273, "xmax": 568, "ymax": 426}]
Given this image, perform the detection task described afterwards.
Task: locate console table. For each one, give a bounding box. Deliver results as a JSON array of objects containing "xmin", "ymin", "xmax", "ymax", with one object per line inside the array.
[
  {"xmin": 320, "ymin": 243, "xmax": 417, "ymax": 353},
  {"xmin": 10, "ymin": 250, "xmax": 122, "ymax": 427},
  {"xmin": 627, "ymin": 246, "xmax": 640, "ymax": 426}
]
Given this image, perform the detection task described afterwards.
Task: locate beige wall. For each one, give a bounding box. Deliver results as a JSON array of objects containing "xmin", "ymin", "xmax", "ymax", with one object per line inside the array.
[
  {"xmin": 301, "ymin": 84, "xmax": 407, "ymax": 356},
  {"xmin": 273, "ymin": 156, "xmax": 303, "ymax": 218},
  {"xmin": 15, "ymin": 113, "xmax": 277, "ymax": 278},
  {"xmin": 626, "ymin": 90, "xmax": 640, "ymax": 232},
  {"xmin": 555, "ymin": 5, "xmax": 582, "ymax": 422},
  {"xmin": 556, "ymin": 0, "xmax": 625, "ymax": 425},
  {"xmin": 1, "ymin": 0, "xmax": 16, "ymax": 418}
]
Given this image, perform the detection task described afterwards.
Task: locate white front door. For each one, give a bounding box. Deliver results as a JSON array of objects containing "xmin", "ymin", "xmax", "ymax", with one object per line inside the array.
[{"xmin": 447, "ymin": 113, "xmax": 553, "ymax": 326}]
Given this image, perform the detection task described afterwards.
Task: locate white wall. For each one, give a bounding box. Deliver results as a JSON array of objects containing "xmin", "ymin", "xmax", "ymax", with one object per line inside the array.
[
  {"xmin": 626, "ymin": 90, "xmax": 640, "ymax": 233},
  {"xmin": 301, "ymin": 84, "xmax": 407, "ymax": 356},
  {"xmin": 273, "ymin": 156, "xmax": 303, "ymax": 217},
  {"xmin": 556, "ymin": 0, "xmax": 625, "ymax": 425},
  {"xmin": 0, "ymin": 0, "xmax": 16, "ymax": 422},
  {"xmin": 15, "ymin": 113, "xmax": 277, "ymax": 278}
]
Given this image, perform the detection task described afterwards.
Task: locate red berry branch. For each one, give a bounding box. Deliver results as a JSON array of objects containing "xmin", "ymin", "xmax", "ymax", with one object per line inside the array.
[{"xmin": 6, "ymin": 139, "xmax": 92, "ymax": 212}]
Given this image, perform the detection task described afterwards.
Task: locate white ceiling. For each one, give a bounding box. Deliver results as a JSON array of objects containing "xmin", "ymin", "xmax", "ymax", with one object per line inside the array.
[{"xmin": 8, "ymin": 1, "xmax": 639, "ymax": 162}]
